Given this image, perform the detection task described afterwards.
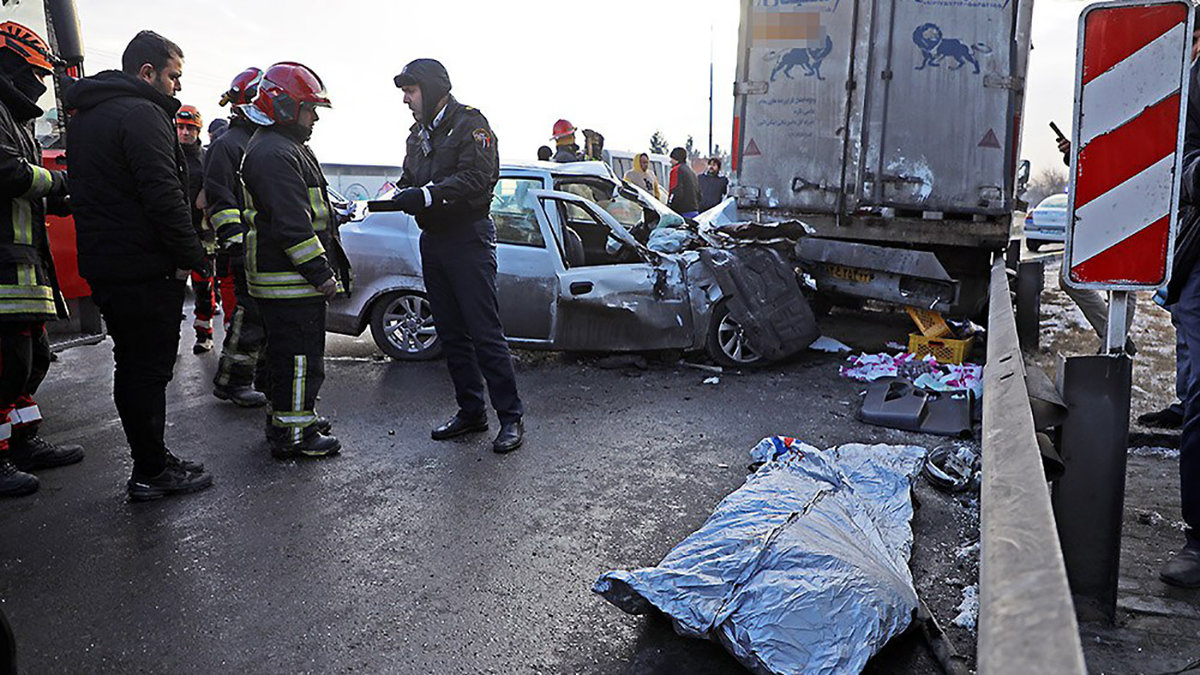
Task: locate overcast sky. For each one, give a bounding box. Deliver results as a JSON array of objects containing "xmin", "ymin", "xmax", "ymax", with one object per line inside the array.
[{"xmin": 73, "ymin": 0, "xmax": 1083, "ymax": 176}]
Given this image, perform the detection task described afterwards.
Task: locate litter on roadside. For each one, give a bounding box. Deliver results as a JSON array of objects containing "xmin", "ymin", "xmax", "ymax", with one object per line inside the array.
[
  {"xmin": 808, "ymin": 335, "xmax": 852, "ymax": 353},
  {"xmin": 840, "ymin": 352, "xmax": 983, "ymax": 399},
  {"xmin": 594, "ymin": 437, "xmax": 927, "ymax": 675},
  {"xmin": 703, "ymin": 376, "xmax": 720, "ymax": 385}
]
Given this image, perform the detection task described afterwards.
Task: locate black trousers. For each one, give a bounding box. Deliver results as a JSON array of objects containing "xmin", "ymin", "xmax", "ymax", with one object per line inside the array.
[
  {"xmin": 0, "ymin": 322, "xmax": 50, "ymax": 452},
  {"xmin": 420, "ymin": 219, "xmax": 523, "ymax": 424},
  {"xmin": 259, "ymin": 300, "xmax": 325, "ymax": 444},
  {"xmin": 91, "ymin": 278, "xmax": 185, "ymax": 476},
  {"xmin": 214, "ymin": 254, "xmax": 268, "ymax": 391}
]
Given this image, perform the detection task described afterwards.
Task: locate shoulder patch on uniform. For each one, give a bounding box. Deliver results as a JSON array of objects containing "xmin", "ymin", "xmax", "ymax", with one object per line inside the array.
[{"xmin": 472, "ymin": 127, "xmax": 492, "ymax": 150}]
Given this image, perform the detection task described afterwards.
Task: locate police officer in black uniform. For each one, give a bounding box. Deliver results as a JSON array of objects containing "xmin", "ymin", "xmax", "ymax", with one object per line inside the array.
[{"xmin": 391, "ymin": 59, "xmax": 524, "ymax": 453}]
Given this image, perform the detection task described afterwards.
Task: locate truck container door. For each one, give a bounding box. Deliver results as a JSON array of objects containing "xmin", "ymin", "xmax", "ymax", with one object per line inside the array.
[
  {"xmin": 862, "ymin": 0, "xmax": 1019, "ymax": 215},
  {"xmin": 733, "ymin": 0, "xmax": 862, "ymax": 213}
]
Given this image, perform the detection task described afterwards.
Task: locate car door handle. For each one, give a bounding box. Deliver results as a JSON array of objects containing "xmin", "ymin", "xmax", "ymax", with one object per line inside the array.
[{"xmin": 569, "ymin": 281, "xmax": 593, "ymax": 295}]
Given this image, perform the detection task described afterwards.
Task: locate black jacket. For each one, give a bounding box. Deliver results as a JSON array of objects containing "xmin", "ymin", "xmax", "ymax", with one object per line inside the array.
[
  {"xmin": 0, "ymin": 71, "xmax": 68, "ymax": 321},
  {"xmin": 1169, "ymin": 58, "xmax": 1200, "ymax": 305},
  {"xmin": 670, "ymin": 162, "xmax": 701, "ymax": 214},
  {"xmin": 181, "ymin": 140, "xmax": 210, "ymax": 247},
  {"xmin": 203, "ymin": 117, "xmax": 256, "ymax": 249},
  {"xmin": 698, "ymin": 172, "xmax": 729, "ymax": 212},
  {"xmin": 397, "ymin": 96, "xmax": 499, "ymax": 237},
  {"xmin": 63, "ymin": 70, "xmax": 203, "ymax": 283},
  {"xmin": 241, "ymin": 125, "xmax": 339, "ymax": 302}
]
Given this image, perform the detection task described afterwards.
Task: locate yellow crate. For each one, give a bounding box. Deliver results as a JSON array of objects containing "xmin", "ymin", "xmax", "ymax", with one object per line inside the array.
[
  {"xmin": 905, "ymin": 306, "xmax": 952, "ymax": 338},
  {"xmin": 908, "ymin": 333, "xmax": 974, "ymax": 364}
]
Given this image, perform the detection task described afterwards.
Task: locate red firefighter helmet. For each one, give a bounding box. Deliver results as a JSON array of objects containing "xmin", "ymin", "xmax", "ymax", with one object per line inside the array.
[
  {"xmin": 175, "ymin": 104, "xmax": 202, "ymax": 129},
  {"xmin": 219, "ymin": 67, "xmax": 263, "ymax": 108},
  {"xmin": 251, "ymin": 62, "xmax": 331, "ymax": 125},
  {"xmin": 551, "ymin": 119, "xmax": 576, "ymax": 141},
  {"xmin": 0, "ymin": 22, "xmax": 60, "ymax": 74}
]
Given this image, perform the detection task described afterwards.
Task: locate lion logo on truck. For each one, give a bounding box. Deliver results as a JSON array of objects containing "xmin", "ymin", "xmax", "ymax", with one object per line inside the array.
[
  {"xmin": 766, "ymin": 34, "xmax": 834, "ymax": 82},
  {"xmin": 913, "ymin": 23, "xmax": 992, "ymax": 74}
]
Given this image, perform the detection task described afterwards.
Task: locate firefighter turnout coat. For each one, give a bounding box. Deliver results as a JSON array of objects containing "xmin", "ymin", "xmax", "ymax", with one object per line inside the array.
[
  {"xmin": 0, "ymin": 83, "xmax": 66, "ymax": 322},
  {"xmin": 240, "ymin": 125, "xmax": 344, "ymax": 302}
]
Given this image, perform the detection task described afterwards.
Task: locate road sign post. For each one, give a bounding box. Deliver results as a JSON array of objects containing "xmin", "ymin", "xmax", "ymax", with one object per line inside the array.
[{"xmin": 1056, "ymin": 0, "xmax": 1193, "ymax": 622}]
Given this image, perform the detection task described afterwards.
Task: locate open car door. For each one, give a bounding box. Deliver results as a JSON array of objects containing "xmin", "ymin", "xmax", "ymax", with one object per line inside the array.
[{"xmin": 531, "ymin": 189, "xmax": 695, "ymax": 352}]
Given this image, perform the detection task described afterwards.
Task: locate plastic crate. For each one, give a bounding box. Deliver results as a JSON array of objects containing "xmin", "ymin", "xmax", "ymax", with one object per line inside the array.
[
  {"xmin": 905, "ymin": 306, "xmax": 951, "ymax": 338},
  {"xmin": 908, "ymin": 333, "xmax": 974, "ymax": 364}
]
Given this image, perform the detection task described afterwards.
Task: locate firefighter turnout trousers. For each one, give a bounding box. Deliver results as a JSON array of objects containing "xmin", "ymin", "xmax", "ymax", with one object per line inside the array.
[
  {"xmin": 0, "ymin": 322, "xmax": 50, "ymax": 453},
  {"xmin": 259, "ymin": 300, "xmax": 325, "ymax": 444},
  {"xmin": 213, "ymin": 250, "xmax": 267, "ymax": 392}
]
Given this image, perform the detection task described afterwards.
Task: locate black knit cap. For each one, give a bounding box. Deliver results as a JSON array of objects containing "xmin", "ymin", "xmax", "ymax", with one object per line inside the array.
[{"xmin": 393, "ymin": 58, "xmax": 451, "ymax": 123}]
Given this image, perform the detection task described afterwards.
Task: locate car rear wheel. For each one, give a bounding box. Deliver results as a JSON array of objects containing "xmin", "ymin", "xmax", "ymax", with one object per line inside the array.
[
  {"xmin": 706, "ymin": 301, "xmax": 764, "ymax": 367},
  {"xmin": 369, "ymin": 291, "xmax": 442, "ymax": 361}
]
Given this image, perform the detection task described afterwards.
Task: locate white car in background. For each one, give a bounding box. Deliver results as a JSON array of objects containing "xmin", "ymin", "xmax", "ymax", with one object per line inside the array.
[{"xmin": 1024, "ymin": 193, "xmax": 1067, "ymax": 252}]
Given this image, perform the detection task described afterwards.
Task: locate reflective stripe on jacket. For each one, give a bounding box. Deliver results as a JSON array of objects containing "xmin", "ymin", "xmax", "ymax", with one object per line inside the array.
[{"xmin": 241, "ymin": 125, "xmax": 337, "ymax": 302}]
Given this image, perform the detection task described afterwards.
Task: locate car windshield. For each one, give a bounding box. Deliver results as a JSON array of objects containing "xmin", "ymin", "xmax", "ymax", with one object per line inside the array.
[
  {"xmin": 1039, "ymin": 193, "xmax": 1068, "ymax": 209},
  {"xmin": 555, "ymin": 178, "xmax": 685, "ymax": 243}
]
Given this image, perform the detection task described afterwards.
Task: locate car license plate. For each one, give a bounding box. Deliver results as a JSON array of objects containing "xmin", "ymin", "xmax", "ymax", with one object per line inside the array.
[{"xmin": 824, "ymin": 264, "xmax": 874, "ymax": 284}]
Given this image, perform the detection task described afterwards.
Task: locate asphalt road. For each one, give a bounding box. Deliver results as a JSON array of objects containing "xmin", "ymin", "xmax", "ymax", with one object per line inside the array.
[{"xmin": 0, "ymin": 307, "xmax": 973, "ymax": 674}]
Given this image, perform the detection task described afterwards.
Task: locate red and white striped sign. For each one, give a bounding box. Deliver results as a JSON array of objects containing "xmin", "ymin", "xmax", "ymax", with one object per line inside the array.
[{"xmin": 1065, "ymin": 0, "xmax": 1193, "ymax": 289}]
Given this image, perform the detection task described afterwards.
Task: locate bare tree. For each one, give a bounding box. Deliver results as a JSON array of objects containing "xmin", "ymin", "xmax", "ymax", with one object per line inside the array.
[
  {"xmin": 649, "ymin": 130, "xmax": 668, "ymax": 155},
  {"xmin": 1024, "ymin": 167, "xmax": 1069, "ymax": 209}
]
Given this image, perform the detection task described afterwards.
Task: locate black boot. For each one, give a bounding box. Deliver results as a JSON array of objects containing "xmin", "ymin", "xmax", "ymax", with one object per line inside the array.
[
  {"xmin": 492, "ymin": 419, "xmax": 524, "ymax": 454},
  {"xmin": 1137, "ymin": 406, "xmax": 1184, "ymax": 429},
  {"xmin": 9, "ymin": 432, "xmax": 84, "ymax": 471},
  {"xmin": 213, "ymin": 384, "xmax": 269, "ymax": 408},
  {"xmin": 272, "ymin": 427, "xmax": 343, "ymax": 458},
  {"xmin": 431, "ymin": 413, "xmax": 488, "ymax": 440},
  {"xmin": 1161, "ymin": 548, "xmax": 1200, "ymax": 588},
  {"xmin": 0, "ymin": 459, "xmax": 37, "ymax": 497}
]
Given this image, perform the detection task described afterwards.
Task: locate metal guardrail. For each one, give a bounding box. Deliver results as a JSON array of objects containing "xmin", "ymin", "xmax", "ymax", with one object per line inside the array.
[{"xmin": 977, "ymin": 259, "xmax": 1087, "ymax": 674}]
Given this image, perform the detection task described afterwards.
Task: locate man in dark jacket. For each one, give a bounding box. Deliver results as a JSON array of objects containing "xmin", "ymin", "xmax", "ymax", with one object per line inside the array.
[
  {"xmin": 64, "ymin": 30, "xmax": 212, "ymax": 501},
  {"xmin": 668, "ymin": 147, "xmax": 701, "ymax": 218},
  {"xmin": 697, "ymin": 157, "xmax": 729, "ymax": 213},
  {"xmin": 392, "ymin": 58, "xmax": 524, "ymax": 453},
  {"xmin": 209, "ymin": 67, "xmax": 268, "ymax": 409},
  {"xmin": 177, "ymin": 104, "xmax": 217, "ymax": 354},
  {"xmin": 240, "ymin": 62, "xmax": 343, "ymax": 459},
  {"xmin": 0, "ymin": 22, "xmax": 84, "ymax": 498},
  {"xmin": 1162, "ymin": 55, "xmax": 1200, "ymax": 587}
]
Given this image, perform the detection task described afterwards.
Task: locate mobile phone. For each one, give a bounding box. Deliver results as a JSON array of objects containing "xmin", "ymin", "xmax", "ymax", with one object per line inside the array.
[{"xmin": 1049, "ymin": 121, "xmax": 1067, "ymax": 142}]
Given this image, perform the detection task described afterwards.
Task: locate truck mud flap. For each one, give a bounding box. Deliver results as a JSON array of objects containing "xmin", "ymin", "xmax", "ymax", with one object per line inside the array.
[
  {"xmin": 795, "ymin": 238, "xmax": 959, "ymax": 313},
  {"xmin": 699, "ymin": 247, "xmax": 819, "ymax": 360}
]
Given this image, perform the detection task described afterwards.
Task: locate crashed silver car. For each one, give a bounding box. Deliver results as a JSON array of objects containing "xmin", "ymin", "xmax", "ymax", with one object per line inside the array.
[{"xmin": 326, "ymin": 161, "xmax": 819, "ymax": 366}]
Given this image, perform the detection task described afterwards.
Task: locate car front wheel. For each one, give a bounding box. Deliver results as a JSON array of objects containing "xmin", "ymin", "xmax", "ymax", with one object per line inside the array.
[
  {"xmin": 705, "ymin": 301, "xmax": 764, "ymax": 367},
  {"xmin": 369, "ymin": 291, "xmax": 442, "ymax": 361}
]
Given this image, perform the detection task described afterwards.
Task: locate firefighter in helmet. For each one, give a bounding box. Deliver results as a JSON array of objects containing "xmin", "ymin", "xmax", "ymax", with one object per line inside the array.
[
  {"xmin": 0, "ymin": 22, "xmax": 84, "ymax": 497},
  {"xmin": 176, "ymin": 103, "xmax": 219, "ymax": 354},
  {"xmin": 241, "ymin": 62, "xmax": 348, "ymax": 459},
  {"xmin": 208, "ymin": 67, "xmax": 269, "ymax": 409},
  {"xmin": 550, "ymin": 118, "xmax": 583, "ymax": 163}
]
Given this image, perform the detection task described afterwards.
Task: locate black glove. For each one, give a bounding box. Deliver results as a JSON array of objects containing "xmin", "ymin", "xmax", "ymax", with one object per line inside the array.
[{"xmin": 392, "ymin": 187, "xmax": 427, "ymax": 214}]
